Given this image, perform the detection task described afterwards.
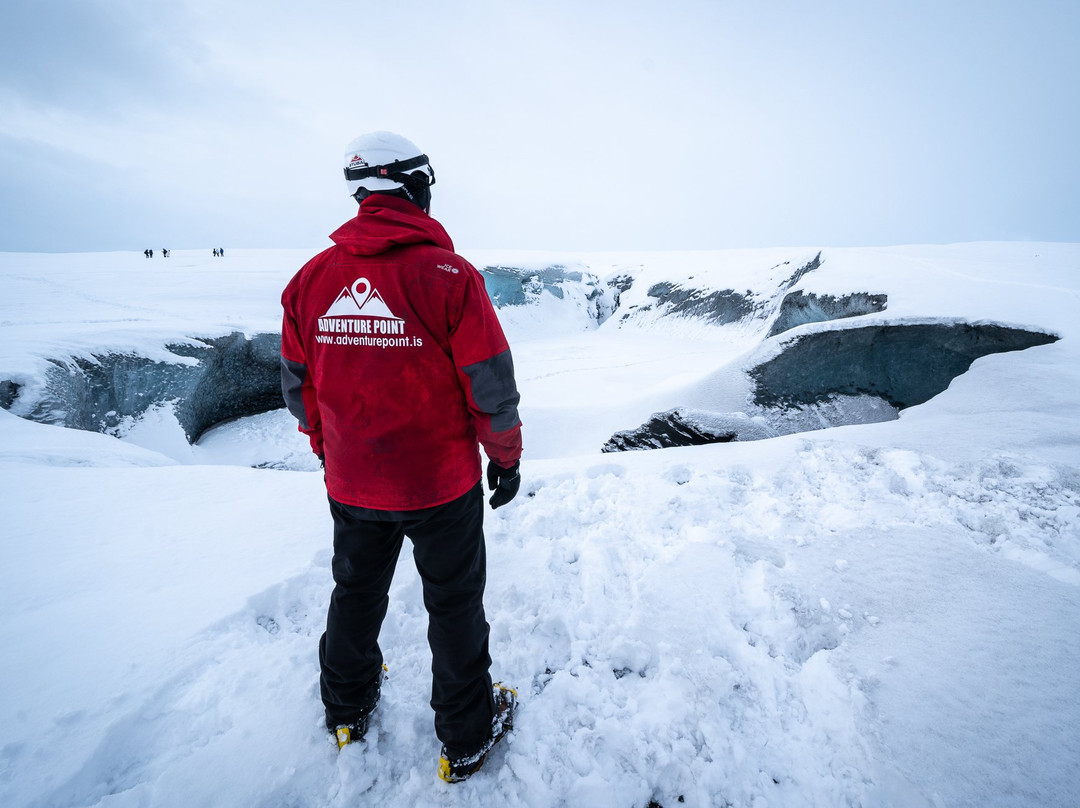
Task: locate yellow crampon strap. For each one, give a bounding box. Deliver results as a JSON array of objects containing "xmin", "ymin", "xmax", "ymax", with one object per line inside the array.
[
  {"xmin": 437, "ymin": 755, "xmax": 453, "ymax": 782},
  {"xmin": 336, "ymin": 727, "xmax": 352, "ymax": 750}
]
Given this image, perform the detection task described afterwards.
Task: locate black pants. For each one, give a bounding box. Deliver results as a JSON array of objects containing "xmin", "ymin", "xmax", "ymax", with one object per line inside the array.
[{"xmin": 321, "ymin": 482, "xmax": 495, "ymax": 758}]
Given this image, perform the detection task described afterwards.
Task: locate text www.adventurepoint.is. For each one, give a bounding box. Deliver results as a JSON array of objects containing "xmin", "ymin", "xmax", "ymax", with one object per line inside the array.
[{"xmin": 315, "ymin": 334, "xmax": 423, "ymax": 348}]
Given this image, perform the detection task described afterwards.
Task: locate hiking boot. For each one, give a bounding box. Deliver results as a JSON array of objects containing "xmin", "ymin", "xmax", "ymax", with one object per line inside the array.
[
  {"xmin": 438, "ymin": 683, "xmax": 517, "ymax": 783},
  {"xmin": 329, "ymin": 664, "xmax": 388, "ymax": 750}
]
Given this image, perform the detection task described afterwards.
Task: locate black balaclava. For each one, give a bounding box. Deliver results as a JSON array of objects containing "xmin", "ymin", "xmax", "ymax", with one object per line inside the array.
[{"xmin": 353, "ymin": 172, "xmax": 431, "ymax": 213}]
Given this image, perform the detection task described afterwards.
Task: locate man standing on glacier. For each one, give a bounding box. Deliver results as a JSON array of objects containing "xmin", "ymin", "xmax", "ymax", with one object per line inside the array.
[{"xmin": 279, "ymin": 131, "xmax": 522, "ymax": 783}]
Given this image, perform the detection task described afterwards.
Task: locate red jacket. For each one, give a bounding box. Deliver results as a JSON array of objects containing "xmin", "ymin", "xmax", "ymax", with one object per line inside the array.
[{"xmin": 280, "ymin": 195, "xmax": 522, "ymax": 510}]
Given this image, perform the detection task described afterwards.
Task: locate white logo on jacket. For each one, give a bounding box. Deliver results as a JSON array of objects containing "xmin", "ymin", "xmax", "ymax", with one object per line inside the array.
[{"xmin": 318, "ymin": 277, "xmax": 405, "ymax": 336}]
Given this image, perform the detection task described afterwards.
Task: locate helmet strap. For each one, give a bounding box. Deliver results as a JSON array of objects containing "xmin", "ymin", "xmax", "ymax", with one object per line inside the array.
[{"xmin": 344, "ymin": 154, "xmax": 432, "ymax": 183}]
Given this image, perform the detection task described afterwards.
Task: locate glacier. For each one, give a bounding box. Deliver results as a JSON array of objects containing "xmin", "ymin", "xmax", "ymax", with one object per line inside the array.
[
  {"xmin": 0, "ymin": 252, "xmax": 1058, "ymax": 453},
  {"xmin": 1, "ymin": 243, "xmax": 1077, "ymax": 808}
]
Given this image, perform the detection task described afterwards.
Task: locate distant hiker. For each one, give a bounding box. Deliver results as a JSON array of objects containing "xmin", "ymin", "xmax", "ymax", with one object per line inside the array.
[
  {"xmin": 213, "ymin": 248, "xmax": 219, "ymax": 257},
  {"xmin": 149, "ymin": 249, "xmax": 154, "ymax": 258},
  {"xmin": 144, "ymin": 249, "xmax": 150, "ymax": 258},
  {"xmin": 280, "ymin": 131, "xmax": 522, "ymax": 782},
  {"xmin": 162, "ymin": 248, "xmax": 170, "ymax": 258},
  {"xmin": 218, "ymin": 247, "xmax": 224, "ymax": 257}
]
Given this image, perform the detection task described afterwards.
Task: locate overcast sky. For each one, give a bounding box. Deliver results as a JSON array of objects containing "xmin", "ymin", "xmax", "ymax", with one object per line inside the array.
[{"xmin": 2, "ymin": 0, "xmax": 1078, "ymax": 253}]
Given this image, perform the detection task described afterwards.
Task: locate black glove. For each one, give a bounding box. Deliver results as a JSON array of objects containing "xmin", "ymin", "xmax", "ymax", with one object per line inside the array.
[{"xmin": 486, "ymin": 460, "xmax": 521, "ymax": 509}]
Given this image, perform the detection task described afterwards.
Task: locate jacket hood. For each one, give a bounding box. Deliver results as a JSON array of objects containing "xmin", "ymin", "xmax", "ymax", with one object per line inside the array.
[{"xmin": 330, "ymin": 194, "xmax": 454, "ymax": 256}]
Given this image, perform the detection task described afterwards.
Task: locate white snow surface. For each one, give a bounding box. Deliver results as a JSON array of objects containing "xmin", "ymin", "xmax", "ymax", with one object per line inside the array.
[{"xmin": 1, "ymin": 243, "xmax": 1079, "ymax": 807}]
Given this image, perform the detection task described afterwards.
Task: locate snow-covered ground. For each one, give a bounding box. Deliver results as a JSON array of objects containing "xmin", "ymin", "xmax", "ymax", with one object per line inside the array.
[{"xmin": 1, "ymin": 244, "xmax": 1078, "ymax": 807}]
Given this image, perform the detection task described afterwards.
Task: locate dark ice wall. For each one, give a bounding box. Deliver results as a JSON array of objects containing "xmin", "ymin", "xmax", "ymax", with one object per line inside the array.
[{"xmin": 12, "ymin": 332, "xmax": 282, "ymax": 442}]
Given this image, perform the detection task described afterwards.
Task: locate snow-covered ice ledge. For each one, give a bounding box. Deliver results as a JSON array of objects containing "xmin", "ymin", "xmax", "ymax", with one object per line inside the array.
[{"xmin": 0, "ymin": 246, "xmax": 1063, "ymax": 453}]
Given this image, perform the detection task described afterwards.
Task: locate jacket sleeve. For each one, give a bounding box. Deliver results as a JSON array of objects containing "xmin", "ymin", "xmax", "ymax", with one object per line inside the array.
[
  {"xmin": 280, "ymin": 293, "xmax": 324, "ymax": 459},
  {"xmin": 451, "ymin": 267, "xmax": 523, "ymax": 468}
]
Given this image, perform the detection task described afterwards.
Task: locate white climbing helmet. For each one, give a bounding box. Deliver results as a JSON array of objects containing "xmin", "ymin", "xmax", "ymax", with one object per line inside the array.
[{"xmin": 342, "ymin": 131, "xmax": 435, "ymax": 199}]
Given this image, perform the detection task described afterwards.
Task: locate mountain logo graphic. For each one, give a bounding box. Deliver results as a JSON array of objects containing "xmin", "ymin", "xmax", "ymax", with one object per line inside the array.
[{"xmin": 322, "ymin": 278, "xmax": 402, "ymax": 321}]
